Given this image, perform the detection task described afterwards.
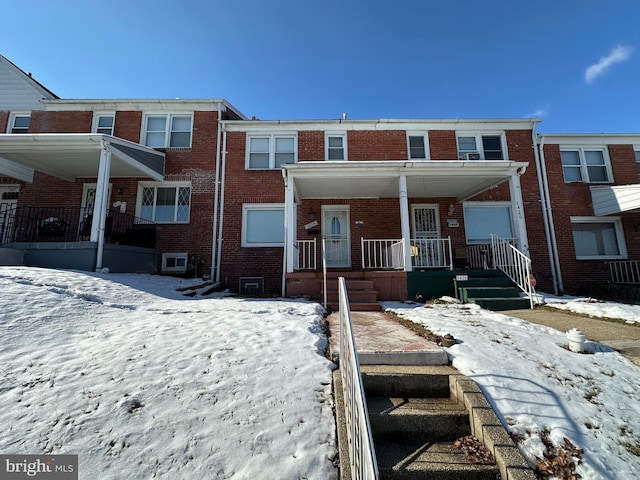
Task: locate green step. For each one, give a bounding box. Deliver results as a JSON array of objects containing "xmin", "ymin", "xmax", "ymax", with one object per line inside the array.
[
  {"xmin": 454, "ymin": 277, "xmax": 514, "ymax": 289},
  {"xmin": 466, "ymin": 297, "xmax": 531, "ymax": 311},
  {"xmin": 459, "ymin": 286, "xmax": 521, "ymax": 301}
]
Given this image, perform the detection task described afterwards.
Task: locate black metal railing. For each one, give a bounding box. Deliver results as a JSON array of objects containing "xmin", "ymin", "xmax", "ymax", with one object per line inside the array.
[{"xmin": 0, "ymin": 206, "xmax": 156, "ymax": 248}]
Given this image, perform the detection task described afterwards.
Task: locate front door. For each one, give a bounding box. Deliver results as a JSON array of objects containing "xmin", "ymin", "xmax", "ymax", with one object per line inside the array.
[
  {"xmin": 322, "ymin": 206, "xmax": 350, "ymax": 267},
  {"xmin": 411, "ymin": 204, "xmax": 442, "ymax": 267},
  {"xmin": 0, "ymin": 186, "xmax": 19, "ymax": 244},
  {"xmin": 79, "ymin": 183, "xmax": 111, "ymax": 239}
]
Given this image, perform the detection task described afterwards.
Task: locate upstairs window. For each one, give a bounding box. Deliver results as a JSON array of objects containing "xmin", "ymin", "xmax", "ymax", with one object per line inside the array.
[
  {"xmin": 560, "ymin": 148, "xmax": 612, "ymax": 183},
  {"xmin": 407, "ymin": 134, "xmax": 429, "ymax": 159},
  {"xmin": 457, "ymin": 134, "xmax": 505, "ymax": 160},
  {"xmin": 143, "ymin": 114, "xmax": 192, "ymax": 148},
  {"xmin": 247, "ymin": 134, "xmax": 297, "ymax": 169},
  {"xmin": 137, "ymin": 182, "xmax": 191, "ymax": 223},
  {"xmin": 93, "ymin": 113, "xmax": 114, "ymax": 135},
  {"xmin": 326, "ymin": 133, "xmax": 347, "ymax": 160},
  {"xmin": 7, "ymin": 113, "xmax": 30, "ymax": 134}
]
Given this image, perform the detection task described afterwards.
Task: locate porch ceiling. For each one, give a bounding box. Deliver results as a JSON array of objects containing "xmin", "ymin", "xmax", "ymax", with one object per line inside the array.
[
  {"xmin": 0, "ymin": 134, "xmax": 164, "ymax": 183},
  {"xmin": 284, "ymin": 160, "xmax": 528, "ymax": 201}
]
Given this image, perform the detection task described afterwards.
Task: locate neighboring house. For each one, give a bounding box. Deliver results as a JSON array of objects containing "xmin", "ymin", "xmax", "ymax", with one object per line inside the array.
[
  {"xmin": 0, "ymin": 97, "xmax": 245, "ymax": 275},
  {"xmin": 537, "ymin": 134, "xmax": 640, "ymax": 295}
]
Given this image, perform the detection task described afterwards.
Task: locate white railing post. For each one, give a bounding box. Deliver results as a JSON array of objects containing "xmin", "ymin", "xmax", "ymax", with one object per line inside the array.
[
  {"xmin": 322, "ymin": 238, "xmax": 327, "ymax": 309},
  {"xmin": 338, "ymin": 277, "xmax": 379, "ymax": 480},
  {"xmin": 491, "ymin": 233, "xmax": 535, "ymax": 309}
]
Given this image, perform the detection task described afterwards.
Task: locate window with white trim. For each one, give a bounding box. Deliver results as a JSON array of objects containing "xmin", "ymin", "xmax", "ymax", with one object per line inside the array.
[
  {"xmin": 635, "ymin": 149, "xmax": 640, "ymax": 174},
  {"xmin": 463, "ymin": 202, "xmax": 514, "ymax": 243},
  {"xmin": 7, "ymin": 113, "xmax": 30, "ymax": 134},
  {"xmin": 136, "ymin": 182, "xmax": 191, "ymax": 223},
  {"xmin": 143, "ymin": 114, "xmax": 193, "ymax": 148},
  {"xmin": 246, "ymin": 134, "xmax": 297, "ymax": 169},
  {"xmin": 570, "ymin": 217, "xmax": 626, "ymax": 259},
  {"xmin": 242, "ymin": 204, "xmax": 285, "ymax": 247},
  {"xmin": 560, "ymin": 148, "xmax": 612, "ymax": 183},
  {"xmin": 325, "ymin": 133, "xmax": 347, "ymax": 160},
  {"xmin": 407, "ymin": 133, "xmax": 429, "ymax": 160},
  {"xmin": 93, "ymin": 113, "xmax": 114, "ymax": 135},
  {"xmin": 456, "ymin": 134, "xmax": 505, "ymax": 160}
]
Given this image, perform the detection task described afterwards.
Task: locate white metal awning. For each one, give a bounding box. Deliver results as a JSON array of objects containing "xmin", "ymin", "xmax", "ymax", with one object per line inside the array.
[
  {"xmin": 590, "ymin": 184, "xmax": 640, "ymax": 216},
  {"xmin": 0, "ymin": 133, "xmax": 164, "ymax": 183},
  {"xmin": 283, "ymin": 160, "xmax": 528, "ymax": 201}
]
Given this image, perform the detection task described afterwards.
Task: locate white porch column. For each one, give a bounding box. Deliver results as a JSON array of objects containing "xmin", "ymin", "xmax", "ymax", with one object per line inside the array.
[
  {"xmin": 284, "ymin": 173, "xmax": 296, "ymax": 273},
  {"xmin": 93, "ymin": 141, "xmax": 112, "ymax": 270},
  {"xmin": 399, "ymin": 175, "xmax": 413, "ymax": 272},
  {"xmin": 509, "ymin": 171, "xmax": 530, "ymax": 256}
]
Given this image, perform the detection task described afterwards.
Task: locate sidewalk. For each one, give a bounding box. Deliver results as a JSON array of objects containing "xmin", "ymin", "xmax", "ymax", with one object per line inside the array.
[
  {"xmin": 326, "ymin": 311, "xmax": 448, "ymax": 366},
  {"xmin": 502, "ymin": 307, "xmax": 640, "ymax": 366}
]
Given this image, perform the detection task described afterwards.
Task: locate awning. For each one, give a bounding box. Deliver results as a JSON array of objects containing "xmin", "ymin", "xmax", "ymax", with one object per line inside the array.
[
  {"xmin": 590, "ymin": 184, "xmax": 640, "ymax": 216},
  {"xmin": 283, "ymin": 160, "xmax": 528, "ymax": 201},
  {"xmin": 0, "ymin": 133, "xmax": 164, "ymax": 183}
]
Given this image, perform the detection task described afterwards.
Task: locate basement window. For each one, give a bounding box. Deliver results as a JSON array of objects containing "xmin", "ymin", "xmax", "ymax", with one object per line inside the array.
[{"xmin": 161, "ymin": 253, "xmax": 188, "ymax": 274}]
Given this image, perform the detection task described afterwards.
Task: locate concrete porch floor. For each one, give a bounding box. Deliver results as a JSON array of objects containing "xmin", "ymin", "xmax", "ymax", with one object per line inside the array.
[{"xmin": 327, "ymin": 311, "xmax": 449, "ymax": 366}]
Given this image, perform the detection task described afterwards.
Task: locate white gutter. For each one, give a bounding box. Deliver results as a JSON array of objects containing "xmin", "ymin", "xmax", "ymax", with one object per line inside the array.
[
  {"xmin": 211, "ymin": 104, "xmax": 222, "ymax": 281},
  {"xmin": 215, "ymin": 129, "xmax": 228, "ymax": 284},
  {"xmin": 536, "ymin": 135, "xmax": 564, "ymax": 294}
]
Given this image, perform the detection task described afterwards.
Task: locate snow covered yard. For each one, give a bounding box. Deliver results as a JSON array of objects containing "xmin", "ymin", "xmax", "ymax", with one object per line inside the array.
[
  {"xmin": 0, "ymin": 267, "xmax": 337, "ymax": 480},
  {"xmin": 385, "ymin": 300, "xmax": 640, "ymax": 480}
]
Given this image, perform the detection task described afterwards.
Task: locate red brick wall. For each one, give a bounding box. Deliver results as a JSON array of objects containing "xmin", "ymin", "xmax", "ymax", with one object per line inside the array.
[
  {"xmin": 429, "ymin": 130, "xmax": 457, "ymax": 160},
  {"xmin": 347, "ymin": 131, "xmax": 407, "ymax": 160},
  {"xmin": 608, "ymin": 144, "xmax": 640, "ymax": 185},
  {"xmin": 0, "ymin": 111, "xmax": 8, "ymax": 132},
  {"xmin": 29, "ymin": 111, "xmax": 92, "ymax": 133},
  {"xmin": 298, "ymin": 131, "xmax": 324, "ymax": 160},
  {"xmin": 113, "ymin": 111, "xmax": 142, "ymax": 143}
]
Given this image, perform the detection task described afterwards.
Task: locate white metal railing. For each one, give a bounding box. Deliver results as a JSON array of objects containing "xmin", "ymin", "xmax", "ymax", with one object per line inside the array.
[
  {"xmin": 338, "ymin": 277, "xmax": 379, "ymax": 480},
  {"xmin": 467, "ymin": 244, "xmax": 491, "ymax": 269},
  {"xmin": 361, "ymin": 238, "xmax": 404, "ymax": 269},
  {"xmin": 410, "ymin": 237, "xmax": 453, "ymax": 269},
  {"xmin": 322, "ymin": 238, "xmax": 327, "ymax": 309},
  {"xmin": 295, "ymin": 239, "xmax": 316, "ymax": 270},
  {"xmin": 491, "ymin": 234, "xmax": 535, "ymax": 309},
  {"xmin": 607, "ymin": 260, "xmax": 640, "ymax": 284}
]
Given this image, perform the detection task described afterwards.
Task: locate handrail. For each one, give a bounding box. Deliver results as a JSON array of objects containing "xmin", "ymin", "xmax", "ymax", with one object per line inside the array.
[
  {"xmin": 360, "ymin": 237, "xmax": 453, "ymax": 270},
  {"xmin": 295, "ymin": 238, "xmax": 317, "ymax": 270},
  {"xmin": 361, "ymin": 237, "xmax": 404, "ymax": 269},
  {"xmin": 491, "ymin": 234, "xmax": 535, "ymax": 309},
  {"xmin": 338, "ymin": 277, "xmax": 379, "ymax": 480},
  {"xmin": 606, "ymin": 260, "xmax": 640, "ymax": 284},
  {"xmin": 322, "ymin": 238, "xmax": 327, "ymax": 309}
]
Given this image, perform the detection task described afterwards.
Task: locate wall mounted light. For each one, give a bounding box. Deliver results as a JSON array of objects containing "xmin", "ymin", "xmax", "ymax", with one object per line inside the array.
[{"xmin": 448, "ymin": 203, "xmax": 455, "ymax": 216}]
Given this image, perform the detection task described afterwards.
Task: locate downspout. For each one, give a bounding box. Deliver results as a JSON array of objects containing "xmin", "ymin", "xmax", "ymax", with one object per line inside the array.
[
  {"xmin": 281, "ymin": 168, "xmax": 288, "ymax": 297},
  {"xmin": 215, "ymin": 129, "xmax": 228, "ymax": 284},
  {"xmin": 211, "ymin": 105, "xmax": 222, "ymax": 282},
  {"xmin": 535, "ymin": 133, "xmax": 563, "ymax": 294}
]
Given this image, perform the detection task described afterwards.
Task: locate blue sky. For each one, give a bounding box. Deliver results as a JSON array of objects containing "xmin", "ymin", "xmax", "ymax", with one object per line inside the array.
[{"xmin": 3, "ymin": 0, "xmax": 639, "ymax": 132}]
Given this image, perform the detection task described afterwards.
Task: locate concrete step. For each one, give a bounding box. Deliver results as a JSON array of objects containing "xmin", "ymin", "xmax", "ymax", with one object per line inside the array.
[
  {"xmin": 361, "ymin": 365, "xmax": 455, "ymax": 398},
  {"xmin": 326, "ymin": 301, "xmax": 381, "ymax": 312},
  {"xmin": 467, "ymin": 297, "xmax": 531, "ymax": 311},
  {"xmin": 367, "ymin": 396, "xmax": 471, "ymax": 439},
  {"xmin": 326, "ymin": 289, "xmax": 379, "ymax": 303},
  {"xmin": 460, "ymin": 286, "xmax": 522, "ymax": 300},
  {"xmin": 374, "ymin": 435, "xmax": 500, "ymax": 480}
]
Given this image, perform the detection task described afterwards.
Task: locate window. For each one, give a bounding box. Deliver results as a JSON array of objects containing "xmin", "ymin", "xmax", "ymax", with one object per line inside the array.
[
  {"xmin": 560, "ymin": 148, "xmax": 612, "ymax": 183},
  {"xmin": 570, "ymin": 217, "xmax": 626, "ymax": 259},
  {"xmin": 463, "ymin": 203, "xmax": 513, "ymax": 243},
  {"xmin": 242, "ymin": 204, "xmax": 285, "ymax": 247},
  {"xmin": 246, "ymin": 134, "xmax": 297, "ymax": 169},
  {"xmin": 137, "ymin": 182, "xmax": 191, "ymax": 223},
  {"xmin": 326, "ymin": 133, "xmax": 347, "ymax": 160},
  {"xmin": 635, "ymin": 149, "xmax": 640, "ymax": 174},
  {"xmin": 456, "ymin": 134, "xmax": 505, "ymax": 160},
  {"xmin": 407, "ymin": 134, "xmax": 429, "ymax": 160},
  {"xmin": 161, "ymin": 253, "xmax": 188, "ymax": 273},
  {"xmin": 7, "ymin": 113, "xmax": 30, "ymax": 134},
  {"xmin": 143, "ymin": 114, "xmax": 192, "ymax": 148},
  {"xmin": 93, "ymin": 114, "xmax": 114, "ymax": 135}
]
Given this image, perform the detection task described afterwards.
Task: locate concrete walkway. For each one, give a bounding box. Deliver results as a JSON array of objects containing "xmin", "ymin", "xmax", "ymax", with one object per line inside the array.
[
  {"xmin": 327, "ymin": 311, "xmax": 448, "ymax": 366},
  {"xmin": 503, "ymin": 307, "xmax": 640, "ymax": 366}
]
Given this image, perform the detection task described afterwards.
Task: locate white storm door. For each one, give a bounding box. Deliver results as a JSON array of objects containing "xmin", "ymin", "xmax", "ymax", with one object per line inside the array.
[
  {"xmin": 323, "ymin": 206, "xmax": 350, "ymax": 267},
  {"xmin": 79, "ymin": 183, "xmax": 111, "ymax": 238},
  {"xmin": 411, "ymin": 204, "xmax": 442, "ymax": 267}
]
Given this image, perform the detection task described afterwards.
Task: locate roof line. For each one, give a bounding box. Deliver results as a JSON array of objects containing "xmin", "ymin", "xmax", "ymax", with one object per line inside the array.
[{"xmin": 0, "ymin": 54, "xmax": 58, "ymax": 99}]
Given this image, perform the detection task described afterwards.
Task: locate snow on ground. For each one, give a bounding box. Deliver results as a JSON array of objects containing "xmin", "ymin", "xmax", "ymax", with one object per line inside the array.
[
  {"xmin": 539, "ymin": 292, "xmax": 640, "ymax": 324},
  {"xmin": 384, "ymin": 299, "xmax": 640, "ymax": 480},
  {"xmin": 0, "ymin": 267, "xmax": 337, "ymax": 480}
]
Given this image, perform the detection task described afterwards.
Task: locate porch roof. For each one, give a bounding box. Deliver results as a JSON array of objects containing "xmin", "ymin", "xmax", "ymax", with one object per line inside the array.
[
  {"xmin": 0, "ymin": 134, "xmax": 164, "ymax": 183},
  {"xmin": 283, "ymin": 160, "xmax": 528, "ymax": 201},
  {"xmin": 590, "ymin": 184, "xmax": 640, "ymax": 216}
]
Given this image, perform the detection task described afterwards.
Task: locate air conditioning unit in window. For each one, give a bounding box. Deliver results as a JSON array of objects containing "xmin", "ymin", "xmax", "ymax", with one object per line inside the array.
[{"xmin": 462, "ymin": 152, "xmax": 481, "ymax": 160}]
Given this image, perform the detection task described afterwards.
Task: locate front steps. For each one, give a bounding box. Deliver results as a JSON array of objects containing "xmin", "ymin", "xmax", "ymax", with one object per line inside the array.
[
  {"xmin": 454, "ymin": 271, "xmax": 531, "ymax": 311},
  {"xmin": 335, "ymin": 365, "xmax": 535, "ymax": 480},
  {"xmin": 326, "ymin": 277, "xmax": 380, "ymax": 311}
]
